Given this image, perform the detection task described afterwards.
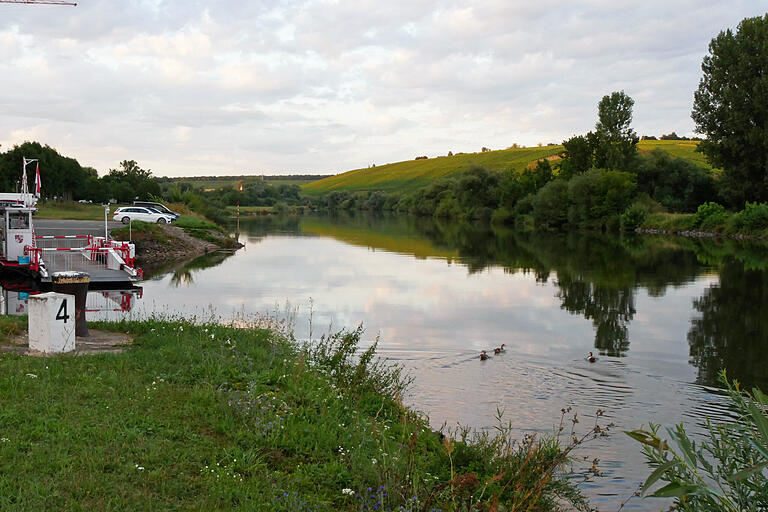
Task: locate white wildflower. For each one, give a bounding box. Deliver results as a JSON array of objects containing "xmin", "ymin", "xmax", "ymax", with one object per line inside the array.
[
  {"xmin": 0, "ymin": 438, "xmax": 9, "ymax": 442},
  {"xmin": 342, "ymin": 488, "xmax": 354, "ymax": 496},
  {"xmin": 26, "ymin": 373, "xmax": 37, "ymax": 378}
]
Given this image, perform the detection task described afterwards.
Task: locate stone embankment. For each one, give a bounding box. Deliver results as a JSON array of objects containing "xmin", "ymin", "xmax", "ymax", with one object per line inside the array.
[{"xmin": 637, "ymin": 228, "xmax": 760, "ymax": 240}]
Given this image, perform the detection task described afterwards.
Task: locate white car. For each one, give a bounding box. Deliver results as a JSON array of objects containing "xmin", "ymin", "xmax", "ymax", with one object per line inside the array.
[{"xmin": 113, "ymin": 206, "xmax": 175, "ymax": 224}]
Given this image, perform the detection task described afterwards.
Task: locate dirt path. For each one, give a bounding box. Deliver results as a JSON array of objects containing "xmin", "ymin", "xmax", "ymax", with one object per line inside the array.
[{"xmin": 1, "ymin": 329, "xmax": 133, "ymax": 355}]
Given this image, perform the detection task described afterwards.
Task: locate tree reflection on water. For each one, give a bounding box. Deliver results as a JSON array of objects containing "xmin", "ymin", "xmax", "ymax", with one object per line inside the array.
[
  {"xmin": 688, "ymin": 259, "xmax": 768, "ymax": 391},
  {"xmin": 275, "ymin": 212, "xmax": 768, "ymax": 389}
]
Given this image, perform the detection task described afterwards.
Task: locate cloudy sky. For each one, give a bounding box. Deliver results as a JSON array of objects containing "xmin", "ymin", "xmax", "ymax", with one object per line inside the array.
[{"xmin": 0, "ymin": 1, "xmax": 764, "ymax": 177}]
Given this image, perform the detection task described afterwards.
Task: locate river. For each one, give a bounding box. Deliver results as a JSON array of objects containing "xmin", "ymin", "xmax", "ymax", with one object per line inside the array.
[{"xmin": 25, "ymin": 212, "xmax": 768, "ymax": 510}]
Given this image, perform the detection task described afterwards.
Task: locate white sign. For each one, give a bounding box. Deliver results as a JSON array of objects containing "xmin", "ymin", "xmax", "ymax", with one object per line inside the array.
[{"xmin": 28, "ymin": 292, "xmax": 75, "ymax": 354}]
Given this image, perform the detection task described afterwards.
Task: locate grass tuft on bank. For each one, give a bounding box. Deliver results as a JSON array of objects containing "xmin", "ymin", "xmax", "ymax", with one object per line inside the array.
[{"xmin": 0, "ymin": 318, "xmax": 595, "ymax": 511}]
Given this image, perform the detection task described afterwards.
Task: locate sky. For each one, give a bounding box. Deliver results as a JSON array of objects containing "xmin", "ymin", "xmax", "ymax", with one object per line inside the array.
[{"xmin": 0, "ymin": 1, "xmax": 765, "ymax": 177}]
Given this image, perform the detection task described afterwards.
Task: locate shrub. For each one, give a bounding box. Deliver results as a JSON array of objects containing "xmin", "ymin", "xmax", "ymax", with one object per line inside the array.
[
  {"xmin": 627, "ymin": 373, "xmax": 768, "ymax": 511},
  {"xmin": 736, "ymin": 202, "xmax": 768, "ymax": 231},
  {"xmin": 694, "ymin": 202, "xmax": 728, "ymax": 229},
  {"xmin": 532, "ymin": 180, "xmax": 569, "ymax": 229},
  {"xmin": 491, "ymin": 206, "xmax": 513, "ymax": 225},
  {"xmin": 620, "ymin": 203, "xmax": 649, "ymax": 231}
]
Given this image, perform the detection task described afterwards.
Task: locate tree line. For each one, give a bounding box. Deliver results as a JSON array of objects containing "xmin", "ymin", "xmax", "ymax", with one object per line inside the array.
[{"xmin": 0, "ymin": 141, "xmax": 160, "ymax": 203}]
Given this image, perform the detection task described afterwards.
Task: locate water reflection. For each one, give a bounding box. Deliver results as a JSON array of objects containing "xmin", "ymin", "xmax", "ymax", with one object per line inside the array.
[
  {"xmin": 168, "ymin": 251, "xmax": 237, "ymax": 287},
  {"xmin": 688, "ymin": 259, "xmax": 768, "ymax": 391},
  {"xmin": 7, "ymin": 212, "xmax": 766, "ymax": 510},
  {"xmin": 0, "ymin": 277, "xmax": 143, "ymax": 317}
]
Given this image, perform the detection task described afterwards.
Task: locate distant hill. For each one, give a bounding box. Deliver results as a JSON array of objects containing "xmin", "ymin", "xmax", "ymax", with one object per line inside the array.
[
  {"xmin": 302, "ymin": 140, "xmax": 711, "ymax": 195},
  {"xmin": 159, "ymin": 174, "xmax": 332, "ymax": 190}
]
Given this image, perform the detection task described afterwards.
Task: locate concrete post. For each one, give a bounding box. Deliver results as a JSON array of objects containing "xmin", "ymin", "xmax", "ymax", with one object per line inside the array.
[
  {"xmin": 28, "ymin": 292, "xmax": 75, "ymax": 353},
  {"xmin": 51, "ymin": 271, "xmax": 90, "ymax": 337}
]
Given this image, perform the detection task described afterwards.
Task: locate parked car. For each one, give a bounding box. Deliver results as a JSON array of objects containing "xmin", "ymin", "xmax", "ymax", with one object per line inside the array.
[
  {"xmin": 113, "ymin": 206, "xmax": 175, "ymax": 224},
  {"xmin": 133, "ymin": 201, "xmax": 180, "ymax": 220}
]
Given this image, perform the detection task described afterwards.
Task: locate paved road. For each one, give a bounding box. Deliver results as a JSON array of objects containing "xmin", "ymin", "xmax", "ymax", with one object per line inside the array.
[{"xmin": 34, "ymin": 219, "xmax": 119, "ymax": 237}]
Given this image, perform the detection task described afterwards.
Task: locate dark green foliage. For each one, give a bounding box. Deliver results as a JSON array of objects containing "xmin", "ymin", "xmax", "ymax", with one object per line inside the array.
[
  {"xmin": 0, "ymin": 142, "xmax": 91, "ymax": 200},
  {"xmin": 102, "ymin": 160, "xmax": 161, "ymax": 202},
  {"xmin": 560, "ymin": 92, "xmax": 639, "ymax": 177},
  {"xmin": 594, "ymin": 91, "xmax": 639, "ymax": 170},
  {"xmin": 693, "ymin": 14, "xmax": 768, "ymax": 205},
  {"xmin": 560, "ymin": 134, "xmax": 596, "ymax": 178},
  {"xmin": 635, "ymin": 150, "xmax": 718, "ymax": 212},
  {"xmin": 620, "ymin": 203, "xmax": 649, "ymax": 232},
  {"xmin": 0, "ymin": 142, "xmax": 161, "ymax": 203},
  {"xmin": 532, "ymin": 180, "xmax": 569, "ymax": 229},
  {"xmin": 566, "ymin": 169, "xmax": 636, "ymax": 229}
]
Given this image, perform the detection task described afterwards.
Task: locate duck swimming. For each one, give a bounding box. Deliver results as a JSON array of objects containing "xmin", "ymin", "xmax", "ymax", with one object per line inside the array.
[
  {"xmin": 587, "ymin": 352, "xmax": 596, "ymax": 363},
  {"xmin": 494, "ymin": 344, "xmax": 506, "ymax": 355},
  {"xmin": 480, "ymin": 350, "xmax": 489, "ymax": 360}
]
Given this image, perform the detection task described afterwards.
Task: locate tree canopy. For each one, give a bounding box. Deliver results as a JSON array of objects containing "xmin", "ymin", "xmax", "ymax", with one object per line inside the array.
[
  {"xmin": 560, "ymin": 91, "xmax": 639, "ymax": 176},
  {"xmin": 692, "ymin": 14, "xmax": 768, "ymax": 206}
]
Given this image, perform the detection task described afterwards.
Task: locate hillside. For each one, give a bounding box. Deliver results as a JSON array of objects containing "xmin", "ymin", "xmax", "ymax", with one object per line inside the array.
[
  {"xmin": 302, "ymin": 146, "xmax": 564, "ymax": 195},
  {"xmin": 302, "ymin": 140, "xmax": 710, "ymax": 195}
]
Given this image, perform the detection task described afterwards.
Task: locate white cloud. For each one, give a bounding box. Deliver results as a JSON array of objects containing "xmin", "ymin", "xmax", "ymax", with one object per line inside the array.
[{"xmin": 0, "ymin": 0, "xmax": 764, "ymax": 176}]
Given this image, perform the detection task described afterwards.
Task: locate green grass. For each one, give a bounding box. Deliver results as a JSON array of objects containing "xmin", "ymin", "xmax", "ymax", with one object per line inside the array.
[
  {"xmin": 642, "ymin": 213, "xmax": 699, "ymax": 232},
  {"xmin": 174, "ymin": 216, "xmax": 223, "ymax": 232},
  {"xmin": 637, "ymin": 140, "xmax": 713, "ymax": 169},
  {"xmin": 642, "ymin": 211, "xmax": 768, "ymax": 238},
  {"xmin": 303, "ymin": 140, "xmax": 713, "ymax": 196},
  {"xmin": 0, "ymin": 318, "xmax": 593, "ymax": 511},
  {"xmin": 35, "ymin": 202, "xmax": 107, "ymax": 221},
  {"xmin": 302, "ymin": 146, "xmax": 565, "ymax": 195}
]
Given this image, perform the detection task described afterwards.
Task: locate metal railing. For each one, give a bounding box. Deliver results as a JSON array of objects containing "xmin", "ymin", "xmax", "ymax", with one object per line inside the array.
[{"xmin": 34, "ymin": 234, "xmax": 92, "ymax": 250}]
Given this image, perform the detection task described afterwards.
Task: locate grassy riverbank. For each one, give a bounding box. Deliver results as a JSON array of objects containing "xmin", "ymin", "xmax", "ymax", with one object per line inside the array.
[
  {"xmin": 640, "ymin": 203, "xmax": 768, "ymax": 239},
  {"xmin": 0, "ymin": 318, "xmax": 594, "ymax": 511},
  {"xmin": 35, "ymin": 201, "xmax": 107, "ymax": 221}
]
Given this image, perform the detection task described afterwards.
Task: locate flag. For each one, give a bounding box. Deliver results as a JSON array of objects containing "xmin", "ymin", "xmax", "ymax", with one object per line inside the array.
[{"xmin": 34, "ymin": 162, "xmax": 41, "ymax": 197}]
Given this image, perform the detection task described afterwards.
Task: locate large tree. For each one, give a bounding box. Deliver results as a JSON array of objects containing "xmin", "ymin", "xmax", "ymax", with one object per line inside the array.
[
  {"xmin": 593, "ymin": 91, "xmax": 638, "ymax": 170},
  {"xmin": 692, "ymin": 14, "xmax": 768, "ymax": 205},
  {"xmin": 560, "ymin": 91, "xmax": 638, "ymax": 176}
]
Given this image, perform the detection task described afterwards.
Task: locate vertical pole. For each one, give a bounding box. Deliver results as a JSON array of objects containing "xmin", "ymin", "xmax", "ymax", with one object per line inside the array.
[
  {"xmin": 129, "ymin": 218, "xmax": 132, "ymax": 242},
  {"xmin": 104, "ymin": 204, "xmax": 109, "ymax": 240}
]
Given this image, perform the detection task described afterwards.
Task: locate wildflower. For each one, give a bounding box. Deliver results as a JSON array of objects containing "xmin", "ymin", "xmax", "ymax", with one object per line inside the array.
[
  {"xmin": 342, "ymin": 488, "xmax": 354, "ymax": 496},
  {"xmin": 135, "ymin": 464, "xmax": 145, "ymax": 470},
  {"xmin": 26, "ymin": 373, "xmax": 37, "ymax": 378},
  {"xmin": 371, "ymin": 458, "xmax": 377, "ymax": 465},
  {"xmin": 0, "ymin": 438, "xmax": 9, "ymax": 442},
  {"xmin": 210, "ymin": 334, "xmax": 215, "ymax": 339}
]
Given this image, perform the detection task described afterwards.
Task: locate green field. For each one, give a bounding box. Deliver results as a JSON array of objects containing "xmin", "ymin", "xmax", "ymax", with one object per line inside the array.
[
  {"xmin": 302, "ymin": 146, "xmax": 565, "ymax": 195},
  {"xmin": 637, "ymin": 140, "xmax": 712, "ymax": 168},
  {"xmin": 302, "ymin": 140, "xmax": 711, "ymax": 195}
]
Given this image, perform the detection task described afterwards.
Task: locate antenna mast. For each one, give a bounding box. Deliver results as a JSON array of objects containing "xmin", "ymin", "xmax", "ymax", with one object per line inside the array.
[{"xmin": 0, "ymin": 1, "xmax": 77, "ymax": 5}]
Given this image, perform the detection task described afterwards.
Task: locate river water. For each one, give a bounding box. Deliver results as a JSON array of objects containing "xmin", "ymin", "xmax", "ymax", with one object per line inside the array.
[{"xmin": 21, "ymin": 213, "xmax": 768, "ymax": 510}]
